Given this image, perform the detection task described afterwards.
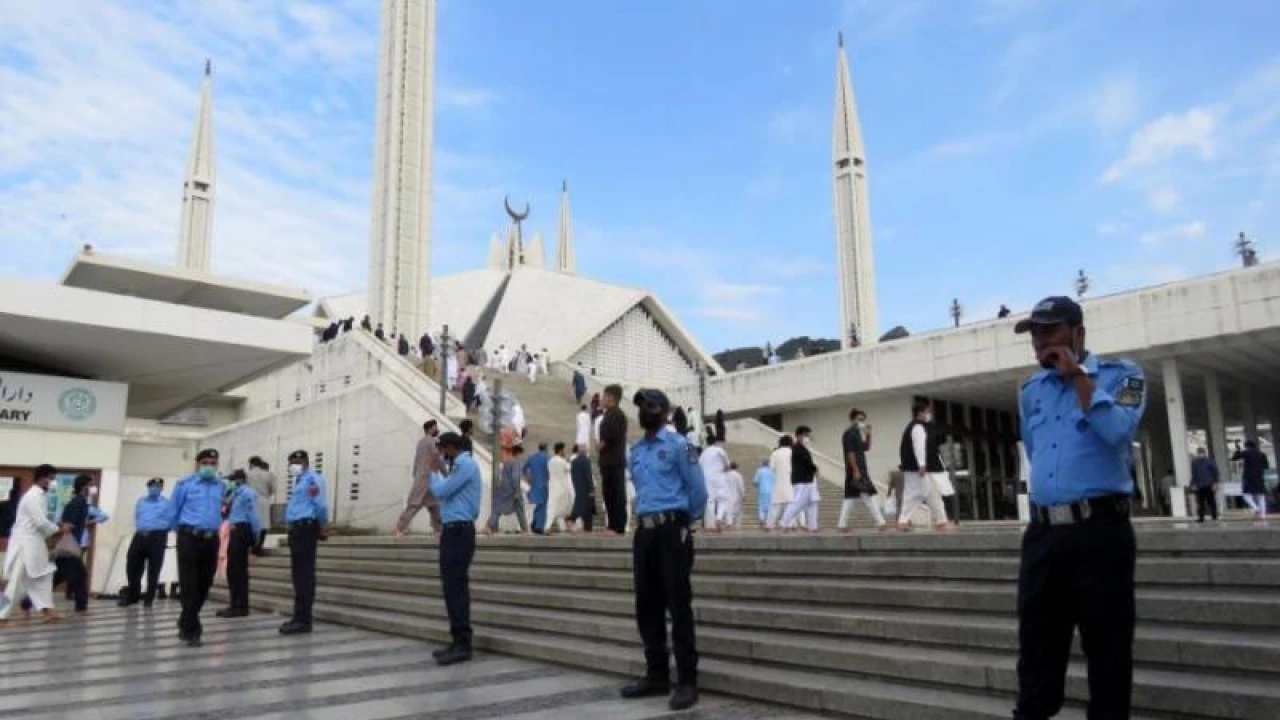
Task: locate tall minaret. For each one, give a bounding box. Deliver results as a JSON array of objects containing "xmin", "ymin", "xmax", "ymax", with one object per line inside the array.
[
  {"xmin": 368, "ymin": 0, "xmax": 436, "ymax": 335},
  {"xmin": 832, "ymin": 32, "xmax": 877, "ymax": 348},
  {"xmin": 556, "ymin": 180, "xmax": 575, "ymax": 273},
  {"xmin": 177, "ymin": 60, "xmax": 216, "ymax": 272}
]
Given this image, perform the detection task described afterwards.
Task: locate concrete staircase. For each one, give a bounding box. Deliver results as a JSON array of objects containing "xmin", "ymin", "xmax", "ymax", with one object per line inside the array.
[{"xmin": 214, "ymin": 526, "xmax": 1280, "ymax": 719}]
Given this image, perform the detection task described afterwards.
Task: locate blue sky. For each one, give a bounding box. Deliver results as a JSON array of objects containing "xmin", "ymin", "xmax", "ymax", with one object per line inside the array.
[{"xmin": 2, "ymin": 0, "xmax": 1278, "ymax": 353}]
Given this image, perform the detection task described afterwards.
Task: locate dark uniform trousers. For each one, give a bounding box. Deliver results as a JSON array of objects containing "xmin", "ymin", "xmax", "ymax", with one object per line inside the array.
[
  {"xmin": 1016, "ymin": 510, "xmax": 1136, "ymax": 720},
  {"xmin": 176, "ymin": 528, "xmax": 219, "ymax": 638},
  {"xmin": 601, "ymin": 466, "xmax": 628, "ymax": 533},
  {"xmin": 439, "ymin": 521, "xmax": 476, "ymax": 646},
  {"xmin": 226, "ymin": 523, "xmax": 254, "ymax": 612},
  {"xmin": 633, "ymin": 514, "xmax": 698, "ymax": 686},
  {"xmin": 124, "ymin": 530, "xmax": 168, "ymax": 603},
  {"xmin": 1195, "ymin": 487, "xmax": 1219, "ymax": 521},
  {"xmin": 288, "ymin": 521, "xmax": 319, "ymax": 625}
]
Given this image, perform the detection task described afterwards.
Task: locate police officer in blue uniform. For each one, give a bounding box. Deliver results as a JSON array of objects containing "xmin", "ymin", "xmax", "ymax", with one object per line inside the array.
[
  {"xmin": 217, "ymin": 471, "xmax": 262, "ymax": 619},
  {"xmin": 1013, "ymin": 296, "xmax": 1146, "ymax": 720},
  {"xmin": 428, "ymin": 432, "xmax": 483, "ymax": 666},
  {"xmin": 119, "ymin": 477, "xmax": 170, "ymax": 609},
  {"xmin": 280, "ymin": 450, "xmax": 328, "ymax": 635},
  {"xmin": 620, "ymin": 389, "xmax": 708, "ymax": 712},
  {"xmin": 170, "ymin": 448, "xmax": 226, "ymax": 647}
]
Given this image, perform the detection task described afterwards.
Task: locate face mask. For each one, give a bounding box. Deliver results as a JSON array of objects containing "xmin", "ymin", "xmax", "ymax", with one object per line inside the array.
[
  {"xmin": 147, "ymin": 486, "xmax": 162, "ymax": 499},
  {"xmin": 198, "ymin": 466, "xmax": 217, "ymax": 479},
  {"xmin": 88, "ymin": 487, "xmax": 98, "ymax": 497},
  {"xmin": 638, "ymin": 408, "xmax": 666, "ymax": 431},
  {"xmin": 288, "ymin": 464, "xmax": 304, "ymax": 477},
  {"xmin": 923, "ymin": 413, "xmax": 933, "ymax": 423}
]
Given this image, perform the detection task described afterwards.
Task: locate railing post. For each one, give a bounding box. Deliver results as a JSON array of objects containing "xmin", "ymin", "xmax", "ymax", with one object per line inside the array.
[{"xmin": 438, "ymin": 324, "xmax": 450, "ymax": 414}]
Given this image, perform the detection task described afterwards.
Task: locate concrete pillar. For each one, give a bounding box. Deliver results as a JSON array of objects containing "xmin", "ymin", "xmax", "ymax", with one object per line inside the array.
[
  {"xmin": 1240, "ymin": 385, "xmax": 1259, "ymax": 442},
  {"xmin": 1204, "ymin": 371, "xmax": 1231, "ymax": 478},
  {"xmin": 1271, "ymin": 399, "xmax": 1280, "ymax": 466},
  {"xmin": 1162, "ymin": 358, "xmax": 1191, "ymax": 517}
]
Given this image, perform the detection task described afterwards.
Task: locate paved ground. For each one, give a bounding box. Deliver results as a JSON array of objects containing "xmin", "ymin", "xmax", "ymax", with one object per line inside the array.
[{"xmin": 0, "ymin": 603, "xmax": 825, "ymax": 719}]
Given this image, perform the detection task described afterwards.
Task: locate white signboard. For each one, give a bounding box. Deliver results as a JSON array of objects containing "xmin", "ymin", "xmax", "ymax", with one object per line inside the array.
[{"xmin": 0, "ymin": 370, "xmax": 128, "ymax": 433}]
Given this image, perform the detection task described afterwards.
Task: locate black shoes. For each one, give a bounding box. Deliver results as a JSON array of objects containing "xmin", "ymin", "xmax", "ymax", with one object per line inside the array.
[
  {"xmin": 669, "ymin": 684, "xmax": 698, "ymax": 711},
  {"xmin": 179, "ymin": 632, "xmax": 203, "ymax": 648},
  {"xmin": 434, "ymin": 644, "xmax": 473, "ymax": 666},
  {"xmin": 620, "ymin": 678, "xmax": 697, "ymax": 710},
  {"xmin": 216, "ymin": 608, "xmax": 249, "ymax": 619},
  {"xmin": 117, "ymin": 597, "xmax": 136, "ymax": 608},
  {"xmin": 620, "ymin": 677, "xmax": 672, "ymax": 699},
  {"xmin": 278, "ymin": 620, "xmax": 313, "ymax": 635}
]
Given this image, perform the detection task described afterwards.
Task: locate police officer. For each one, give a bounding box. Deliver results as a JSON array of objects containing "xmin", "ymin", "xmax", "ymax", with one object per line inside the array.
[
  {"xmin": 280, "ymin": 450, "xmax": 328, "ymax": 635},
  {"xmin": 217, "ymin": 471, "xmax": 261, "ymax": 619},
  {"xmin": 427, "ymin": 432, "xmax": 482, "ymax": 666},
  {"xmin": 170, "ymin": 449, "xmax": 226, "ymax": 647},
  {"xmin": 620, "ymin": 389, "xmax": 708, "ymax": 711},
  {"xmin": 118, "ymin": 477, "xmax": 169, "ymax": 609},
  {"xmin": 1013, "ymin": 296, "xmax": 1146, "ymax": 720}
]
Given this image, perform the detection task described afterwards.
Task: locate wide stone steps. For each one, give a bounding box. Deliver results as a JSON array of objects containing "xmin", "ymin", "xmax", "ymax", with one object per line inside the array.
[
  {"xmin": 211, "ymin": 585, "xmax": 1165, "ymax": 720},
  {"xmin": 223, "ymin": 527, "xmax": 1280, "ymax": 719}
]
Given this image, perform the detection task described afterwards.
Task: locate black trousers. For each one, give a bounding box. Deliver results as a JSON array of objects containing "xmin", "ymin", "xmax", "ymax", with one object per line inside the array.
[
  {"xmin": 288, "ymin": 522, "xmax": 319, "ymax": 625},
  {"xmin": 601, "ymin": 465, "xmax": 628, "ymax": 533},
  {"xmin": 55, "ymin": 556, "xmax": 89, "ymax": 612},
  {"xmin": 439, "ymin": 522, "xmax": 476, "ymax": 646},
  {"xmin": 1015, "ymin": 513, "xmax": 1135, "ymax": 720},
  {"xmin": 125, "ymin": 531, "xmax": 168, "ymax": 604},
  {"xmin": 176, "ymin": 530, "xmax": 218, "ymax": 638},
  {"xmin": 226, "ymin": 523, "xmax": 254, "ymax": 612},
  {"xmin": 1195, "ymin": 487, "xmax": 1219, "ymax": 521},
  {"xmin": 633, "ymin": 519, "xmax": 698, "ymax": 686}
]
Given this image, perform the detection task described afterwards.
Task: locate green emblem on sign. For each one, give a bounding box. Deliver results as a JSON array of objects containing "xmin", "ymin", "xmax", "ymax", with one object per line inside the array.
[{"xmin": 58, "ymin": 388, "xmax": 97, "ymax": 421}]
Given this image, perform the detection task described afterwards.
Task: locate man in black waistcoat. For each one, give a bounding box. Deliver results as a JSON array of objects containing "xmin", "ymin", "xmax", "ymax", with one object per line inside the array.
[{"xmin": 895, "ymin": 400, "xmax": 952, "ymax": 531}]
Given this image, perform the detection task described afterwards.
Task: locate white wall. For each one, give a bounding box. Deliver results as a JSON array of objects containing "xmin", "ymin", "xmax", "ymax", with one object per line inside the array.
[{"xmin": 569, "ymin": 304, "xmax": 699, "ymax": 386}]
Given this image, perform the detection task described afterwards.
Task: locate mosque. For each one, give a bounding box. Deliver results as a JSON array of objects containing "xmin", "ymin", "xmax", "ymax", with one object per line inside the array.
[{"xmin": 1, "ymin": 0, "xmax": 1278, "ymax": 602}]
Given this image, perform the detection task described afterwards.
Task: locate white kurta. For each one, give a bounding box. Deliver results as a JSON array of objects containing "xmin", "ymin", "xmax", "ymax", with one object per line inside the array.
[
  {"xmin": 699, "ymin": 446, "xmax": 731, "ymax": 501},
  {"xmin": 769, "ymin": 447, "xmax": 795, "ymax": 506},
  {"xmin": 547, "ymin": 455, "xmax": 575, "ymax": 524},
  {"xmin": 511, "ymin": 403, "xmax": 527, "ymax": 436},
  {"xmin": 575, "ymin": 412, "xmax": 592, "ymax": 449},
  {"xmin": 1, "ymin": 486, "xmax": 59, "ymax": 617}
]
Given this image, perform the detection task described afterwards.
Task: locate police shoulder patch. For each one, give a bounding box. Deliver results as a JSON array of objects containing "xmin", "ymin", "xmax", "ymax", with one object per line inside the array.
[{"xmin": 1115, "ymin": 375, "xmax": 1145, "ymax": 407}]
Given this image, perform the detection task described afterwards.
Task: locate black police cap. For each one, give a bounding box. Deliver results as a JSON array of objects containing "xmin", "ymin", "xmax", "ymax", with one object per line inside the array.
[
  {"xmin": 436, "ymin": 432, "xmax": 465, "ymax": 449},
  {"xmin": 196, "ymin": 448, "xmax": 219, "ymax": 462},
  {"xmin": 146, "ymin": 477, "xmax": 164, "ymax": 487},
  {"xmin": 288, "ymin": 449, "xmax": 309, "ymax": 463},
  {"xmin": 632, "ymin": 388, "xmax": 671, "ymax": 411},
  {"xmin": 1014, "ymin": 296, "xmax": 1084, "ymax": 334}
]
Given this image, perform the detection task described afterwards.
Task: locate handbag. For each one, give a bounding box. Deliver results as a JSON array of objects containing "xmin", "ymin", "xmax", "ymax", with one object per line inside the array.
[{"xmin": 52, "ymin": 532, "xmax": 82, "ymax": 559}]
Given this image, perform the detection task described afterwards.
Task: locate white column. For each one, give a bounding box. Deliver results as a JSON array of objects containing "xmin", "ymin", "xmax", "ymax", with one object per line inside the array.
[
  {"xmin": 1271, "ymin": 399, "xmax": 1280, "ymax": 466},
  {"xmin": 1240, "ymin": 385, "xmax": 1259, "ymax": 443},
  {"xmin": 1162, "ymin": 358, "xmax": 1191, "ymax": 517},
  {"xmin": 1204, "ymin": 370, "xmax": 1231, "ymax": 478}
]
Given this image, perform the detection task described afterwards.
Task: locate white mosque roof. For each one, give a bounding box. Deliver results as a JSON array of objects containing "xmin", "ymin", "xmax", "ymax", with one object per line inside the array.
[
  {"xmin": 61, "ymin": 251, "xmax": 311, "ymax": 319},
  {"xmin": 315, "ymin": 266, "xmax": 722, "ymax": 373}
]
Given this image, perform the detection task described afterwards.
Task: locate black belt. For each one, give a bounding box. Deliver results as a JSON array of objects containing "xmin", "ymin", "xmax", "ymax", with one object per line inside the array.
[
  {"xmin": 289, "ymin": 519, "xmax": 318, "ymax": 528},
  {"xmin": 443, "ymin": 521, "xmax": 474, "ymax": 530},
  {"xmin": 136, "ymin": 529, "xmax": 168, "ymax": 537},
  {"xmin": 232, "ymin": 522, "xmax": 253, "ymax": 530},
  {"xmin": 177, "ymin": 525, "xmax": 219, "ymax": 540},
  {"xmin": 637, "ymin": 510, "xmax": 689, "ymax": 530},
  {"xmin": 1031, "ymin": 495, "xmax": 1131, "ymax": 526}
]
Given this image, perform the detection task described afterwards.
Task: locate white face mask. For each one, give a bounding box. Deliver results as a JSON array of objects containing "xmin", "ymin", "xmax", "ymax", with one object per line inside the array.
[
  {"xmin": 922, "ymin": 412, "xmax": 934, "ymax": 424},
  {"xmin": 288, "ymin": 464, "xmax": 304, "ymax": 477}
]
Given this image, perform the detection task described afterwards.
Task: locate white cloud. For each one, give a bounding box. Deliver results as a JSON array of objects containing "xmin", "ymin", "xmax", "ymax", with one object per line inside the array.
[
  {"xmin": 1092, "ymin": 76, "xmax": 1140, "ymax": 134},
  {"xmin": 1102, "ymin": 108, "xmax": 1219, "ymax": 183},
  {"xmin": 1148, "ymin": 186, "xmax": 1180, "ymax": 212},
  {"xmin": 1097, "ymin": 221, "xmax": 1127, "ymax": 236},
  {"xmin": 439, "ymin": 87, "xmax": 499, "ymax": 110},
  {"xmin": 1138, "ymin": 221, "xmax": 1206, "ymax": 246}
]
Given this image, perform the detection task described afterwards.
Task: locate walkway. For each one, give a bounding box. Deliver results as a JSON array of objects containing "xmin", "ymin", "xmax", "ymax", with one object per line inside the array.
[{"xmin": 0, "ymin": 603, "xmax": 823, "ymax": 719}]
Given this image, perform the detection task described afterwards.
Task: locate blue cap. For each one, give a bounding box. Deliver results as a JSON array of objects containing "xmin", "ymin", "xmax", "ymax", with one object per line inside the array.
[
  {"xmin": 1014, "ymin": 296, "xmax": 1083, "ymax": 333},
  {"xmin": 632, "ymin": 388, "xmax": 671, "ymax": 411}
]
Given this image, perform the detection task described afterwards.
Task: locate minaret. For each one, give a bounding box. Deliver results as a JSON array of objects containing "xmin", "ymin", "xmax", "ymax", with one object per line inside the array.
[
  {"xmin": 368, "ymin": 0, "xmax": 436, "ymax": 335},
  {"xmin": 832, "ymin": 32, "xmax": 878, "ymax": 348},
  {"xmin": 556, "ymin": 180, "xmax": 575, "ymax": 273},
  {"xmin": 177, "ymin": 60, "xmax": 216, "ymax": 272}
]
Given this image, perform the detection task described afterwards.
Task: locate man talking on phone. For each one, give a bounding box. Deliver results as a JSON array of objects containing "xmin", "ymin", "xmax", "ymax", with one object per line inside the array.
[{"xmin": 1013, "ymin": 296, "xmax": 1146, "ymax": 720}]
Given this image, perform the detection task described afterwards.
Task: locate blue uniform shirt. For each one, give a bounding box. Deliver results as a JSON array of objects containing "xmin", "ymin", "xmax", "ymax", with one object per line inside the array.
[
  {"xmin": 753, "ymin": 466, "xmax": 774, "ymax": 512},
  {"xmin": 285, "ymin": 469, "xmax": 328, "ymax": 527},
  {"xmin": 169, "ymin": 473, "xmax": 227, "ymax": 532},
  {"xmin": 135, "ymin": 493, "xmax": 171, "ymax": 532},
  {"xmin": 227, "ymin": 484, "xmax": 262, "ymax": 536},
  {"xmin": 429, "ymin": 451, "xmax": 482, "ymax": 524},
  {"xmin": 525, "ymin": 450, "xmax": 550, "ymax": 504},
  {"xmin": 1020, "ymin": 354, "xmax": 1146, "ymax": 507},
  {"xmin": 629, "ymin": 429, "xmax": 709, "ymax": 519}
]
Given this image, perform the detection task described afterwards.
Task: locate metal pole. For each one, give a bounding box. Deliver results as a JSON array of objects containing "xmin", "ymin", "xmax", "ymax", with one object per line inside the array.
[
  {"xmin": 490, "ymin": 378, "xmax": 503, "ymax": 485},
  {"xmin": 439, "ymin": 324, "xmax": 450, "ymax": 414},
  {"xmin": 697, "ymin": 363, "xmax": 707, "ymax": 420}
]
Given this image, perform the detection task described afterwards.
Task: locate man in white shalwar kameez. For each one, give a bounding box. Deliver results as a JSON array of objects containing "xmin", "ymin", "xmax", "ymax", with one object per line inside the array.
[
  {"xmin": 0, "ymin": 465, "xmax": 63, "ymax": 624},
  {"xmin": 724, "ymin": 462, "xmax": 745, "ymax": 528},
  {"xmin": 575, "ymin": 406, "xmax": 592, "ymax": 456},
  {"xmin": 527, "ymin": 354, "xmax": 539, "ymax": 383},
  {"xmin": 546, "ymin": 443, "xmax": 575, "ymax": 533},
  {"xmin": 698, "ymin": 435, "xmax": 732, "ymax": 532}
]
